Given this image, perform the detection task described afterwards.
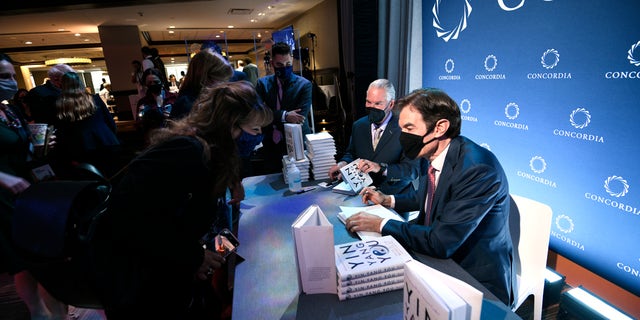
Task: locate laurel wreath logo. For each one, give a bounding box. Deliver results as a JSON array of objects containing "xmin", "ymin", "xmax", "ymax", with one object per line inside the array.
[
  {"xmin": 628, "ymin": 41, "xmax": 640, "ymax": 67},
  {"xmin": 604, "ymin": 176, "xmax": 629, "ymax": 198},
  {"xmin": 541, "ymin": 49, "xmax": 560, "ymax": 69},
  {"xmin": 569, "ymin": 108, "xmax": 591, "ymax": 129},
  {"xmin": 505, "ymin": 102, "xmax": 519, "ymax": 120},
  {"xmin": 555, "ymin": 214, "xmax": 575, "ymax": 234},
  {"xmin": 460, "ymin": 99, "xmax": 471, "ymax": 113},
  {"xmin": 432, "ymin": 0, "xmax": 473, "ymax": 42},
  {"xmin": 484, "ymin": 54, "xmax": 498, "ymax": 72},
  {"xmin": 445, "ymin": 59, "xmax": 455, "ymax": 73},
  {"xmin": 529, "ymin": 156, "xmax": 547, "ymax": 174}
]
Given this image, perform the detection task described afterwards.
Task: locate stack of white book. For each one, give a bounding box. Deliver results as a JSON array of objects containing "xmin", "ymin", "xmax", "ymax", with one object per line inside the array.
[
  {"xmin": 304, "ymin": 132, "xmax": 337, "ymax": 181},
  {"xmin": 334, "ymin": 235, "xmax": 413, "ymax": 301},
  {"xmin": 282, "ymin": 155, "xmax": 311, "ymax": 183}
]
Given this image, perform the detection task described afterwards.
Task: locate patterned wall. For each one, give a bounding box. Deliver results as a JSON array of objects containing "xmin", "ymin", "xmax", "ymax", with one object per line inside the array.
[{"xmin": 422, "ymin": 0, "xmax": 640, "ymax": 296}]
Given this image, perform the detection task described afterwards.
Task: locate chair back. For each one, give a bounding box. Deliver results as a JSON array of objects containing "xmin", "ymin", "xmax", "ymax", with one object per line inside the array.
[{"xmin": 509, "ymin": 194, "xmax": 553, "ymax": 317}]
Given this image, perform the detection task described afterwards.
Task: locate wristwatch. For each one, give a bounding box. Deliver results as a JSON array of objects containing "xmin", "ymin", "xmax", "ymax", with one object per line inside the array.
[{"xmin": 379, "ymin": 163, "xmax": 388, "ymax": 174}]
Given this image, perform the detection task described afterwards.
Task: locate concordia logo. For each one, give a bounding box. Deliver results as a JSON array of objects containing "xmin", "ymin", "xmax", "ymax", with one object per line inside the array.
[
  {"xmin": 438, "ymin": 58, "xmax": 461, "ymax": 80},
  {"xmin": 432, "ymin": 0, "xmax": 472, "ymax": 42},
  {"xmin": 584, "ymin": 175, "xmax": 640, "ymax": 216},
  {"xmin": 459, "ymin": 98, "xmax": 477, "ymax": 122},
  {"xmin": 604, "ymin": 40, "xmax": 640, "ymax": 79},
  {"xmin": 494, "ymin": 102, "xmax": 528, "ymax": 130},
  {"xmin": 527, "ymin": 48, "xmax": 573, "ymax": 80},
  {"xmin": 517, "ymin": 155, "xmax": 557, "ymax": 188},
  {"xmin": 550, "ymin": 214, "xmax": 584, "ymax": 251},
  {"xmin": 475, "ymin": 54, "xmax": 506, "ymax": 80},
  {"xmin": 552, "ymin": 107, "xmax": 604, "ymax": 143}
]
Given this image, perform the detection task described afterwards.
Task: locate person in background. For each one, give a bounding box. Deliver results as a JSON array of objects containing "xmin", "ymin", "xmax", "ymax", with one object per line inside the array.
[
  {"xmin": 141, "ymin": 46, "xmax": 155, "ymax": 71},
  {"xmin": 99, "ymin": 78, "xmax": 107, "ymax": 91},
  {"xmin": 24, "ymin": 63, "xmax": 75, "ymax": 124},
  {"xmin": 328, "ymin": 79, "xmax": 420, "ymax": 196},
  {"xmin": 50, "ymin": 72, "xmax": 121, "ymax": 178},
  {"xmin": 200, "ymin": 41, "xmax": 247, "ymax": 83},
  {"xmin": 255, "ymin": 41, "xmax": 312, "ymax": 174},
  {"xmin": 0, "ymin": 52, "xmax": 68, "ymax": 320},
  {"xmin": 242, "ymin": 57, "xmax": 259, "ymax": 87},
  {"xmin": 178, "ymin": 70, "xmax": 186, "ymax": 88},
  {"xmin": 99, "ymin": 83, "xmax": 111, "ymax": 105},
  {"xmin": 131, "ymin": 59, "xmax": 145, "ymax": 97},
  {"xmin": 91, "ymin": 81, "xmax": 272, "ymax": 319},
  {"xmin": 11, "ymin": 88, "xmax": 32, "ymax": 123},
  {"xmin": 346, "ymin": 88, "xmax": 515, "ymax": 306},
  {"xmin": 137, "ymin": 68, "xmax": 177, "ymax": 144},
  {"xmin": 168, "ymin": 74, "xmax": 180, "ymax": 93},
  {"xmin": 169, "ymin": 50, "xmax": 233, "ymax": 120},
  {"xmin": 150, "ymin": 47, "xmax": 169, "ymax": 92}
]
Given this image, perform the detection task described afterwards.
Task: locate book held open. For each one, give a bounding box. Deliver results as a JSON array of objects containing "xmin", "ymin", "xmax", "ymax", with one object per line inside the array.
[
  {"xmin": 291, "ymin": 205, "xmax": 337, "ymax": 295},
  {"xmin": 337, "ymin": 204, "xmax": 406, "ymax": 239}
]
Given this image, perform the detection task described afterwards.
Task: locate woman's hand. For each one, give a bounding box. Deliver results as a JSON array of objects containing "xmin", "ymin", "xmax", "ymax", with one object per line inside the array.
[
  {"xmin": 195, "ymin": 249, "xmax": 226, "ymax": 280},
  {"xmin": 228, "ymin": 181, "xmax": 245, "ymax": 206},
  {"xmin": 0, "ymin": 171, "xmax": 30, "ymax": 194}
]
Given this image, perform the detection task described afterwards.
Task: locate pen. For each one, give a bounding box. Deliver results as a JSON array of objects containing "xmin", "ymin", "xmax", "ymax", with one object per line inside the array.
[{"xmin": 297, "ymin": 186, "xmax": 317, "ymax": 194}]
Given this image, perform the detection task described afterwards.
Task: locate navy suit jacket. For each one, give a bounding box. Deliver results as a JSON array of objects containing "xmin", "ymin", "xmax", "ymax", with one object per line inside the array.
[
  {"xmin": 256, "ymin": 74, "xmax": 312, "ymax": 135},
  {"xmin": 340, "ymin": 114, "xmax": 420, "ymax": 195},
  {"xmin": 384, "ymin": 136, "xmax": 515, "ymax": 306}
]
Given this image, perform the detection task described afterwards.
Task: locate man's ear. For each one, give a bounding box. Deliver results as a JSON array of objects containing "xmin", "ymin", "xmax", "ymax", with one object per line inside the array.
[{"xmin": 434, "ymin": 119, "xmax": 450, "ymax": 137}]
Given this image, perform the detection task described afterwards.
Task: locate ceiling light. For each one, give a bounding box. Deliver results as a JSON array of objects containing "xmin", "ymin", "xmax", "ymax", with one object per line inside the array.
[
  {"xmin": 169, "ymin": 25, "xmax": 175, "ymax": 29},
  {"xmin": 74, "ymin": 33, "xmax": 81, "ymax": 37},
  {"xmin": 250, "ymin": 19, "xmax": 257, "ymax": 23},
  {"xmin": 45, "ymin": 57, "xmax": 92, "ymax": 66},
  {"xmin": 25, "ymin": 41, "xmax": 33, "ymax": 45},
  {"xmin": 228, "ymin": 25, "xmax": 234, "ymax": 28},
  {"xmin": 169, "ymin": 30, "xmax": 174, "ymax": 34}
]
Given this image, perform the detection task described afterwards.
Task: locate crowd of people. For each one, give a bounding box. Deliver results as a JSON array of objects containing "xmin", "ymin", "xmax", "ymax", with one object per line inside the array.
[{"xmin": 0, "ymin": 40, "xmax": 516, "ymax": 319}]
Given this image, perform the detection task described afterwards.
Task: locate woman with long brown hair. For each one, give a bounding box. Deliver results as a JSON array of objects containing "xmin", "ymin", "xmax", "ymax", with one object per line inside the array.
[{"xmin": 92, "ymin": 81, "xmax": 272, "ymax": 319}]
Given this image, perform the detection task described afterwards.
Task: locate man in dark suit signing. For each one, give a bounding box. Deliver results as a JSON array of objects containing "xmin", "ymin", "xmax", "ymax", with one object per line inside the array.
[
  {"xmin": 346, "ymin": 88, "xmax": 515, "ymax": 306},
  {"xmin": 328, "ymin": 79, "xmax": 419, "ymax": 195},
  {"xmin": 256, "ymin": 42, "xmax": 312, "ymax": 174}
]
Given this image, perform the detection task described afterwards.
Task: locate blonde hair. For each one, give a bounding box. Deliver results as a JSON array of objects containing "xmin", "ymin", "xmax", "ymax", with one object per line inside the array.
[{"xmin": 56, "ymin": 72, "xmax": 96, "ymax": 121}]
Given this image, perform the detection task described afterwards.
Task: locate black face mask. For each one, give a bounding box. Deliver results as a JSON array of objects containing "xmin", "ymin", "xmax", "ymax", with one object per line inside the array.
[
  {"xmin": 148, "ymin": 83, "xmax": 162, "ymax": 95},
  {"xmin": 399, "ymin": 131, "xmax": 438, "ymax": 160},
  {"xmin": 367, "ymin": 107, "xmax": 387, "ymax": 124}
]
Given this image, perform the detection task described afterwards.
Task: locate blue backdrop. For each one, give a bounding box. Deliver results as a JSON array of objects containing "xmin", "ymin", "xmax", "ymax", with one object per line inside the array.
[{"xmin": 422, "ymin": 0, "xmax": 640, "ymax": 296}]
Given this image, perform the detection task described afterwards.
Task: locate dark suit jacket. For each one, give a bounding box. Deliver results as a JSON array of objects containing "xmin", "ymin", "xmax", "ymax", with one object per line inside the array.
[
  {"xmin": 340, "ymin": 114, "xmax": 420, "ymax": 195},
  {"xmin": 24, "ymin": 80, "xmax": 60, "ymax": 124},
  {"xmin": 384, "ymin": 136, "xmax": 515, "ymax": 306},
  {"xmin": 256, "ymin": 74, "xmax": 312, "ymax": 135}
]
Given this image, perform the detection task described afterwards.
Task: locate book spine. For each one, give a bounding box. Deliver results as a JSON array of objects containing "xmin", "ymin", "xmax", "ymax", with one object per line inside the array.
[
  {"xmin": 337, "ymin": 275, "xmax": 404, "ymax": 294},
  {"xmin": 339, "ymin": 269, "xmax": 404, "ymax": 286},
  {"xmin": 337, "ymin": 282, "xmax": 404, "ymax": 301},
  {"xmin": 337, "ymin": 263, "xmax": 405, "ymax": 281}
]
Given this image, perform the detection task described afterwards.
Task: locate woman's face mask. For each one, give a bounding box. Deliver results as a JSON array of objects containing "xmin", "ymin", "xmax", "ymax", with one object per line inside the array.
[
  {"xmin": 236, "ymin": 129, "xmax": 264, "ymax": 158},
  {"xmin": 0, "ymin": 79, "xmax": 18, "ymax": 102}
]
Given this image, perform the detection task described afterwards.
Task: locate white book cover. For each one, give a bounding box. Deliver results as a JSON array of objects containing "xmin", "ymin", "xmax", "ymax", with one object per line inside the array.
[
  {"xmin": 292, "ymin": 205, "xmax": 337, "ymax": 295},
  {"xmin": 339, "ymin": 158, "xmax": 373, "ymax": 193},
  {"xmin": 337, "ymin": 204, "xmax": 406, "ymax": 239},
  {"xmin": 335, "ymin": 235, "xmax": 412, "ymax": 281},
  {"xmin": 404, "ymin": 260, "xmax": 483, "ymax": 320},
  {"xmin": 285, "ymin": 123, "xmax": 305, "ymax": 160}
]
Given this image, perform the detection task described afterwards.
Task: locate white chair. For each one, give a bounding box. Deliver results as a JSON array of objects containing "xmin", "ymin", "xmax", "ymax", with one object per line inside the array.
[{"xmin": 509, "ymin": 194, "xmax": 553, "ymax": 320}]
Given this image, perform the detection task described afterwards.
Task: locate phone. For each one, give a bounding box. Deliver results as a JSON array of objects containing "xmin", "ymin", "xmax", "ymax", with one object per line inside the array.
[
  {"xmin": 213, "ymin": 228, "xmax": 240, "ymax": 258},
  {"xmin": 43, "ymin": 125, "xmax": 54, "ymax": 156}
]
